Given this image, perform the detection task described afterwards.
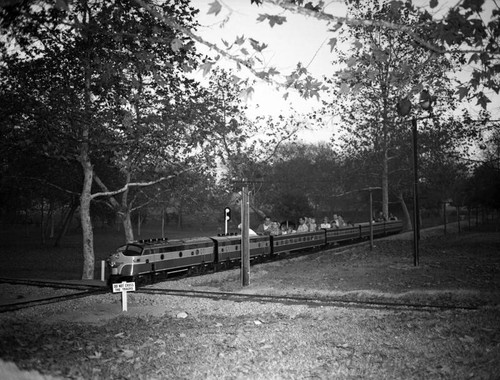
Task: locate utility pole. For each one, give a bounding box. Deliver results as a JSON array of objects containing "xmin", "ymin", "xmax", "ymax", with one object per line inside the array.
[
  {"xmin": 412, "ymin": 117, "xmax": 420, "ymax": 266},
  {"xmin": 241, "ymin": 181, "xmax": 250, "ymax": 286}
]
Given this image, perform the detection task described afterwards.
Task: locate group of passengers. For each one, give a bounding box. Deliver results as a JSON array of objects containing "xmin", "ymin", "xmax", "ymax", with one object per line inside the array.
[{"xmin": 254, "ymin": 215, "xmax": 347, "ymax": 236}]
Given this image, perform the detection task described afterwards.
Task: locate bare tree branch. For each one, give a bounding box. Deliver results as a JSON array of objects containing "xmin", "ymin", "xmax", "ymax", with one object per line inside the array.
[
  {"xmin": 13, "ymin": 176, "xmax": 80, "ymax": 196},
  {"xmin": 91, "ymin": 168, "xmax": 195, "ymax": 199}
]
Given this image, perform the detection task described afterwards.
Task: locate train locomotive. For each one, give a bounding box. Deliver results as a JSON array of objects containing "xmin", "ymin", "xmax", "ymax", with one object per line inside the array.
[{"xmin": 107, "ymin": 220, "xmax": 403, "ymax": 285}]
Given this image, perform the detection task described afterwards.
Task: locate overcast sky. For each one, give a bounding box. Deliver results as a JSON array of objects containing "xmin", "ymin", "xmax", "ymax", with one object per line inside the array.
[{"xmin": 189, "ymin": 0, "xmax": 499, "ymax": 143}]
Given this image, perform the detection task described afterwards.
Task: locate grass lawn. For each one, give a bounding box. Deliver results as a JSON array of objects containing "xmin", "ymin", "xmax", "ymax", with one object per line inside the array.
[{"xmin": 0, "ymin": 221, "xmax": 499, "ymax": 379}]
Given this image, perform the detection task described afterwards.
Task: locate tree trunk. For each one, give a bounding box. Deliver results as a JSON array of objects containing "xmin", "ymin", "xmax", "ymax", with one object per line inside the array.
[
  {"xmin": 54, "ymin": 198, "xmax": 78, "ymax": 247},
  {"xmin": 40, "ymin": 199, "xmax": 46, "ymax": 244},
  {"xmin": 382, "ymin": 149, "xmax": 389, "ymax": 220},
  {"xmin": 177, "ymin": 201, "xmax": 183, "ymax": 228},
  {"xmin": 80, "ymin": 157, "xmax": 95, "ymax": 280},
  {"xmin": 121, "ymin": 186, "xmax": 135, "ymax": 243},
  {"xmin": 123, "ymin": 208, "xmax": 134, "ymax": 243},
  {"xmin": 79, "ymin": 2, "xmax": 96, "ymax": 281},
  {"xmin": 397, "ymin": 191, "xmax": 412, "ymax": 231},
  {"xmin": 137, "ymin": 210, "xmax": 142, "ymax": 237}
]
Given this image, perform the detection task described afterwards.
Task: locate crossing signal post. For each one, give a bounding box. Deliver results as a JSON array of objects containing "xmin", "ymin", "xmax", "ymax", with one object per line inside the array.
[{"xmin": 224, "ymin": 207, "xmax": 231, "ymax": 235}]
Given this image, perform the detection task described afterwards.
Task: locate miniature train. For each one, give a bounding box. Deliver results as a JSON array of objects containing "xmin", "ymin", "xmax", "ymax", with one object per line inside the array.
[{"xmin": 107, "ymin": 220, "xmax": 403, "ymax": 285}]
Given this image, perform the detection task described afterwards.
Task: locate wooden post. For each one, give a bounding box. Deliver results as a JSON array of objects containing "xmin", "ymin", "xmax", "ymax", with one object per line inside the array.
[
  {"xmin": 112, "ymin": 281, "xmax": 136, "ymax": 312},
  {"xmin": 241, "ymin": 182, "xmax": 250, "ymax": 286},
  {"xmin": 101, "ymin": 260, "xmax": 105, "ymax": 282}
]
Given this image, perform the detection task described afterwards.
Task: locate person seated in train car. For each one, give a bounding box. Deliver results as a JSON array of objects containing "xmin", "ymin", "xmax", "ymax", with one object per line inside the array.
[
  {"xmin": 280, "ymin": 221, "xmax": 296, "ymax": 234},
  {"xmin": 308, "ymin": 217, "xmax": 317, "ymax": 232},
  {"xmin": 238, "ymin": 223, "xmax": 258, "ymax": 235},
  {"xmin": 332, "ymin": 214, "xmax": 340, "ymax": 228},
  {"xmin": 256, "ymin": 216, "xmax": 273, "ymax": 235},
  {"xmin": 296, "ymin": 217, "xmax": 309, "ymax": 233},
  {"xmin": 269, "ymin": 221, "xmax": 281, "ymax": 235},
  {"xmin": 336, "ymin": 214, "xmax": 346, "ymax": 227},
  {"xmin": 280, "ymin": 223, "xmax": 289, "ymax": 234},
  {"xmin": 389, "ymin": 213, "xmax": 398, "ymax": 221},
  {"xmin": 375, "ymin": 211, "xmax": 387, "ymax": 222},
  {"xmin": 320, "ymin": 217, "xmax": 331, "ymax": 229}
]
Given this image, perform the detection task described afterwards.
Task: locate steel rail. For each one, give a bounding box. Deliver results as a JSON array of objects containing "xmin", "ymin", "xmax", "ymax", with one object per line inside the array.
[
  {"xmin": 0, "ymin": 288, "xmax": 108, "ymax": 313},
  {"xmin": 136, "ymin": 287, "xmax": 480, "ymax": 312},
  {"xmin": 0, "ymin": 277, "xmax": 106, "ymax": 290}
]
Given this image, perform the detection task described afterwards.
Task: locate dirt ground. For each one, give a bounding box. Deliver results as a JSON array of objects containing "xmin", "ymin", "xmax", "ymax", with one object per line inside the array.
[{"xmin": 1, "ymin": 225, "xmax": 499, "ymax": 379}]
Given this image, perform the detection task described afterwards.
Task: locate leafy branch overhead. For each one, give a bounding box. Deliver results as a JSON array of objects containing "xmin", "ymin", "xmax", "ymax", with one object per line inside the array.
[
  {"xmin": 200, "ymin": 0, "xmax": 499, "ymax": 109},
  {"xmin": 4, "ymin": 0, "xmax": 495, "ymax": 106}
]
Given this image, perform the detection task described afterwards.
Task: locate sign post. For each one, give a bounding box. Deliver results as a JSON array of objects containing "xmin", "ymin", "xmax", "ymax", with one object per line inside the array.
[{"xmin": 112, "ymin": 281, "xmax": 136, "ymax": 312}]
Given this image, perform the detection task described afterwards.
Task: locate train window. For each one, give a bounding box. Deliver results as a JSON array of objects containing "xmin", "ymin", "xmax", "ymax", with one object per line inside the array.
[
  {"xmin": 160, "ymin": 254, "xmax": 164, "ymax": 260},
  {"xmin": 191, "ymin": 251, "xmax": 194, "ymax": 256},
  {"xmin": 236, "ymin": 245, "xmax": 239, "ymax": 250},
  {"xmin": 221, "ymin": 248, "xmax": 224, "ymax": 253},
  {"xmin": 122, "ymin": 244, "xmax": 143, "ymax": 256},
  {"xmin": 196, "ymin": 249, "xmax": 199, "ymax": 255},
  {"xmin": 179, "ymin": 252, "xmax": 183, "ymax": 257}
]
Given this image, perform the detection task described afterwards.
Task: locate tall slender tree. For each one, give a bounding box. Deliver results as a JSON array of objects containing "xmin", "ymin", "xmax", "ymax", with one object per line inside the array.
[
  {"xmin": 0, "ymin": 0, "xmax": 212, "ymax": 279},
  {"xmin": 322, "ymin": 0, "xmax": 469, "ymax": 224}
]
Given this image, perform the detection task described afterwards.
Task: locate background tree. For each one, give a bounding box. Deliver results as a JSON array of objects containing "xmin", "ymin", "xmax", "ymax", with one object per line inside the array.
[
  {"xmin": 322, "ymin": 0, "xmax": 474, "ymax": 227},
  {"xmin": 0, "ymin": 0, "xmax": 210, "ymax": 279}
]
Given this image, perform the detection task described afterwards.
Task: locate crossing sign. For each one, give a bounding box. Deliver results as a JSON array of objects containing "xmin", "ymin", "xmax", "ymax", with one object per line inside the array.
[
  {"xmin": 112, "ymin": 281, "xmax": 136, "ymax": 312},
  {"xmin": 112, "ymin": 281, "xmax": 136, "ymax": 293}
]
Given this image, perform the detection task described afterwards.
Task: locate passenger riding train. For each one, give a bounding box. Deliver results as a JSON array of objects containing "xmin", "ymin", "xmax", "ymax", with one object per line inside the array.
[{"xmin": 107, "ymin": 220, "xmax": 403, "ymax": 285}]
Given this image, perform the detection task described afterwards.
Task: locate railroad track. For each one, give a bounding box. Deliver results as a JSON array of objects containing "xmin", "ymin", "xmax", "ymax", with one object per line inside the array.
[
  {"xmin": 0, "ymin": 276, "xmax": 481, "ymax": 313},
  {"xmin": 137, "ymin": 287, "xmax": 480, "ymax": 312},
  {"xmin": 0, "ymin": 278, "xmax": 108, "ymax": 313}
]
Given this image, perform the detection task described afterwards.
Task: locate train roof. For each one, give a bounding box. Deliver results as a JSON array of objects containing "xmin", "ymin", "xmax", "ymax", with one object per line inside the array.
[{"xmin": 130, "ymin": 236, "xmax": 213, "ymax": 247}]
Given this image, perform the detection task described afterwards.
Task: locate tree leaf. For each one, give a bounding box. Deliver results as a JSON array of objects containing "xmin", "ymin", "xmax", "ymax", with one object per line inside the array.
[
  {"xmin": 55, "ymin": 0, "xmax": 69, "ymax": 11},
  {"xmin": 207, "ymin": 1, "xmax": 222, "ymax": 16},
  {"xmin": 200, "ymin": 62, "xmax": 213, "ymax": 76},
  {"xmin": 328, "ymin": 38, "xmax": 337, "ymax": 52},
  {"xmin": 340, "ymin": 82, "xmax": 350, "ymax": 95},
  {"xmin": 171, "ymin": 38, "xmax": 183, "ymax": 53}
]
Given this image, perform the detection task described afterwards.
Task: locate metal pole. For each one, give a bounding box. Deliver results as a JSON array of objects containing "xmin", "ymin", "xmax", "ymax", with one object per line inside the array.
[
  {"xmin": 443, "ymin": 202, "xmax": 447, "ymax": 235},
  {"xmin": 241, "ymin": 183, "xmax": 250, "ymax": 286},
  {"xmin": 412, "ymin": 117, "xmax": 419, "ymax": 266},
  {"xmin": 369, "ymin": 190, "xmax": 373, "ymax": 250}
]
